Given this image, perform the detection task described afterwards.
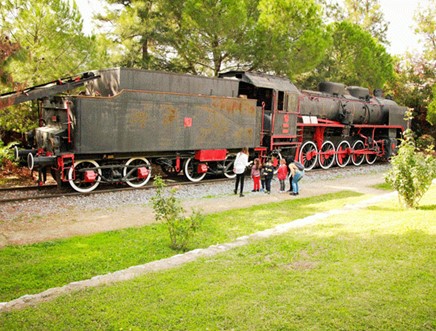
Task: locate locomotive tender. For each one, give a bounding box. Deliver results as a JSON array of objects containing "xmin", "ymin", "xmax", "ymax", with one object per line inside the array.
[{"xmin": 1, "ymin": 67, "xmax": 408, "ymax": 192}]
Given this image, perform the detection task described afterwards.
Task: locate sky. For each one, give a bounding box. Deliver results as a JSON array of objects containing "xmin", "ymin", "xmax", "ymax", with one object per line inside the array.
[{"xmin": 75, "ymin": 0, "xmax": 430, "ymax": 56}]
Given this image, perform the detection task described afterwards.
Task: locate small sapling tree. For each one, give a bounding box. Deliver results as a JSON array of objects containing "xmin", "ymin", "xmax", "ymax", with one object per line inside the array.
[
  {"xmin": 151, "ymin": 176, "xmax": 203, "ymax": 251},
  {"xmin": 385, "ymin": 128, "xmax": 436, "ymax": 208}
]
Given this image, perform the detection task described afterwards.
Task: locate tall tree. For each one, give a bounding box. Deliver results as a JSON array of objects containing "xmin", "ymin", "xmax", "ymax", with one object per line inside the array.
[
  {"xmin": 99, "ymin": 0, "xmax": 330, "ymax": 77},
  {"xmin": 296, "ymin": 21, "xmax": 393, "ymax": 90},
  {"xmin": 321, "ymin": 0, "xmax": 388, "ymax": 44},
  {"xmin": 414, "ymin": 0, "xmax": 436, "ymax": 61},
  {"xmin": 414, "ymin": 0, "xmax": 436, "ymax": 127},
  {"xmin": 387, "ymin": 0, "xmax": 435, "ymax": 140},
  {"xmin": 250, "ymin": 0, "xmax": 330, "ymax": 77},
  {"xmin": 0, "ymin": 0, "xmax": 108, "ymax": 87},
  {"xmin": 0, "ymin": 0, "xmax": 110, "ymax": 137},
  {"xmin": 98, "ymin": 0, "xmax": 261, "ymax": 76},
  {"xmin": 97, "ymin": 0, "xmax": 166, "ymax": 70},
  {"xmin": 168, "ymin": 0, "xmax": 260, "ymax": 76},
  {"xmin": 0, "ymin": 34, "xmax": 20, "ymax": 87}
]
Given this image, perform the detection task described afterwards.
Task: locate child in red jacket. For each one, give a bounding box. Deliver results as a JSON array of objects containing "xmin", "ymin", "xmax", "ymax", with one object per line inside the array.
[{"xmin": 277, "ymin": 158, "xmax": 288, "ymax": 193}]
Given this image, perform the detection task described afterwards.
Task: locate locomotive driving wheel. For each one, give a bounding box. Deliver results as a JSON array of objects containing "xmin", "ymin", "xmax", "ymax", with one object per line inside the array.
[
  {"xmin": 299, "ymin": 141, "xmax": 318, "ymax": 170},
  {"xmin": 351, "ymin": 140, "xmax": 365, "ymax": 166},
  {"xmin": 222, "ymin": 153, "xmax": 236, "ymax": 179},
  {"xmin": 184, "ymin": 157, "xmax": 207, "ymax": 182},
  {"xmin": 318, "ymin": 141, "xmax": 336, "ymax": 169},
  {"xmin": 365, "ymin": 152, "xmax": 377, "ymax": 164},
  {"xmin": 123, "ymin": 157, "xmax": 152, "ymax": 188},
  {"xmin": 336, "ymin": 140, "xmax": 351, "ymax": 167},
  {"xmin": 68, "ymin": 160, "xmax": 102, "ymax": 193}
]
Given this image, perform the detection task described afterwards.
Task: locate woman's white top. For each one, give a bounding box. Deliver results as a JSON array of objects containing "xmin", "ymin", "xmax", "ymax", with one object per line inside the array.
[{"xmin": 233, "ymin": 152, "xmax": 249, "ymax": 174}]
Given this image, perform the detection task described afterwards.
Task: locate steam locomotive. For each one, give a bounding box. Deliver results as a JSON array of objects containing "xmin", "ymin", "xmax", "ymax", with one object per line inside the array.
[{"xmin": 0, "ymin": 67, "xmax": 408, "ymax": 193}]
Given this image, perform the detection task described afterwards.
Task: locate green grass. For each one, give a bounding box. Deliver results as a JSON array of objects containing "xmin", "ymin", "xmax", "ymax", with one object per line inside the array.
[
  {"xmin": 0, "ymin": 191, "xmax": 363, "ymax": 302},
  {"xmin": 0, "ymin": 187, "xmax": 434, "ymax": 330},
  {"xmin": 372, "ymin": 181, "xmax": 393, "ymax": 190}
]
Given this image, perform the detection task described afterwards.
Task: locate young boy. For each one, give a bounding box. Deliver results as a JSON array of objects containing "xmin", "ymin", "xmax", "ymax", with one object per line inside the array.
[{"xmin": 263, "ymin": 159, "xmax": 274, "ymax": 194}]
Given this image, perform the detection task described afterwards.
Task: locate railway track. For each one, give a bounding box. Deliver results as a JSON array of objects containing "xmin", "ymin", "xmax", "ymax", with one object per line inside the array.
[
  {"xmin": 0, "ymin": 176, "xmax": 232, "ymax": 204},
  {"xmin": 0, "ymin": 163, "xmax": 387, "ymax": 205}
]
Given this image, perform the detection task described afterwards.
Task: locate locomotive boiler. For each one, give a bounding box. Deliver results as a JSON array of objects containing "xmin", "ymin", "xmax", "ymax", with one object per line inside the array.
[{"xmin": 1, "ymin": 67, "xmax": 408, "ymax": 193}]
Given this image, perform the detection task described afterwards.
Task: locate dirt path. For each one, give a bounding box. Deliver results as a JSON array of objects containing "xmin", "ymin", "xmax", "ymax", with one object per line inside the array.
[
  {"xmin": 0, "ymin": 173, "xmax": 388, "ymax": 247},
  {"xmin": 0, "ymin": 174, "xmax": 386, "ymax": 247}
]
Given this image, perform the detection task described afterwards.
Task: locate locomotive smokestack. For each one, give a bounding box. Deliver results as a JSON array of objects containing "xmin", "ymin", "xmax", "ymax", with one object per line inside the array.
[{"xmin": 374, "ymin": 89, "xmax": 383, "ymax": 98}]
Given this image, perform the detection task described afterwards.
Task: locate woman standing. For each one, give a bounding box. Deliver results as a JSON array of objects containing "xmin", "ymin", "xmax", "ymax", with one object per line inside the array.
[
  {"xmin": 288, "ymin": 157, "xmax": 305, "ymax": 196},
  {"xmin": 233, "ymin": 147, "xmax": 250, "ymax": 197}
]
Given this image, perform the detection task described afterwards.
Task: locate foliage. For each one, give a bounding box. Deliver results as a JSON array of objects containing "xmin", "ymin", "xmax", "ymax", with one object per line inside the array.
[
  {"xmin": 428, "ymin": 84, "xmax": 436, "ymax": 126},
  {"xmin": 413, "ymin": 0, "xmax": 436, "ymax": 62},
  {"xmin": 169, "ymin": 0, "xmax": 260, "ymax": 76},
  {"xmin": 416, "ymin": 133, "xmax": 435, "ymax": 152},
  {"xmin": 321, "ymin": 0, "xmax": 389, "ymax": 44},
  {"xmin": 0, "ymin": 139, "xmax": 16, "ymax": 165},
  {"xmin": 99, "ymin": 0, "xmax": 330, "ymax": 77},
  {"xmin": 386, "ymin": 0, "xmax": 435, "ymax": 139},
  {"xmin": 252, "ymin": 0, "xmax": 330, "ymax": 77},
  {"xmin": 0, "ymin": 0, "xmax": 111, "ymax": 137},
  {"xmin": 386, "ymin": 55, "xmax": 435, "ymax": 139},
  {"xmin": 415, "ymin": 0, "xmax": 436, "ymax": 127},
  {"xmin": 385, "ymin": 129, "xmax": 436, "ymax": 208},
  {"xmin": 1, "ymin": 188, "xmax": 435, "ymax": 329},
  {"xmin": 0, "ymin": 34, "xmax": 20, "ymax": 86},
  {"xmin": 151, "ymin": 176, "xmax": 203, "ymax": 250},
  {"xmin": 296, "ymin": 21, "xmax": 393, "ymax": 89}
]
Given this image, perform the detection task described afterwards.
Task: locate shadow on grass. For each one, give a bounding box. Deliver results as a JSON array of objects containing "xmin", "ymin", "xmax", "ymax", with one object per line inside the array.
[
  {"xmin": 368, "ymin": 203, "xmax": 436, "ymax": 212},
  {"xmin": 417, "ymin": 204, "xmax": 436, "ymax": 211},
  {"xmin": 367, "ymin": 205, "xmax": 401, "ymax": 212}
]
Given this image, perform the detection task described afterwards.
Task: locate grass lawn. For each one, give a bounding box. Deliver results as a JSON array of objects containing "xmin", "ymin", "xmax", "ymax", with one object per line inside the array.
[
  {"xmin": 0, "ymin": 186, "xmax": 435, "ymax": 330},
  {"xmin": 0, "ymin": 191, "xmax": 363, "ymax": 302}
]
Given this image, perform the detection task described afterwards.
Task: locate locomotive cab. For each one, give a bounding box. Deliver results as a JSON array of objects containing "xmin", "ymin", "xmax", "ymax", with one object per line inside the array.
[{"xmin": 220, "ymin": 71, "xmax": 300, "ymax": 159}]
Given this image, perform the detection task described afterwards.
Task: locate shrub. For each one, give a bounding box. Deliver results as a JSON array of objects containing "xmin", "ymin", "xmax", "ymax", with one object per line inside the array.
[
  {"xmin": 0, "ymin": 140, "xmax": 18, "ymax": 167},
  {"xmin": 151, "ymin": 176, "xmax": 203, "ymax": 251},
  {"xmin": 385, "ymin": 129, "xmax": 436, "ymax": 208},
  {"xmin": 416, "ymin": 134, "xmax": 435, "ymax": 152}
]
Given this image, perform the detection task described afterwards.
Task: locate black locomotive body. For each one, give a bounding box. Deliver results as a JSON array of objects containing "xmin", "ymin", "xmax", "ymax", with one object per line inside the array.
[{"xmin": 2, "ymin": 68, "xmax": 408, "ymax": 192}]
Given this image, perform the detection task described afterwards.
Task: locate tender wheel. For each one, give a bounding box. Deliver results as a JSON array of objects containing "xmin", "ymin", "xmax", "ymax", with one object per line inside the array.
[
  {"xmin": 223, "ymin": 153, "xmax": 236, "ymax": 179},
  {"xmin": 336, "ymin": 140, "xmax": 351, "ymax": 168},
  {"xmin": 319, "ymin": 141, "xmax": 335, "ymax": 169},
  {"xmin": 184, "ymin": 157, "xmax": 207, "ymax": 182},
  {"xmin": 68, "ymin": 160, "xmax": 101, "ymax": 193},
  {"xmin": 299, "ymin": 141, "xmax": 318, "ymax": 170},
  {"xmin": 365, "ymin": 152, "xmax": 377, "ymax": 164},
  {"xmin": 123, "ymin": 157, "xmax": 152, "ymax": 188},
  {"xmin": 351, "ymin": 140, "xmax": 365, "ymax": 166}
]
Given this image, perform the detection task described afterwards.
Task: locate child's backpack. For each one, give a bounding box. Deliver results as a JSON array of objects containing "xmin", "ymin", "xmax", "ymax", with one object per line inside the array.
[{"xmin": 294, "ymin": 161, "xmax": 305, "ymax": 171}]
